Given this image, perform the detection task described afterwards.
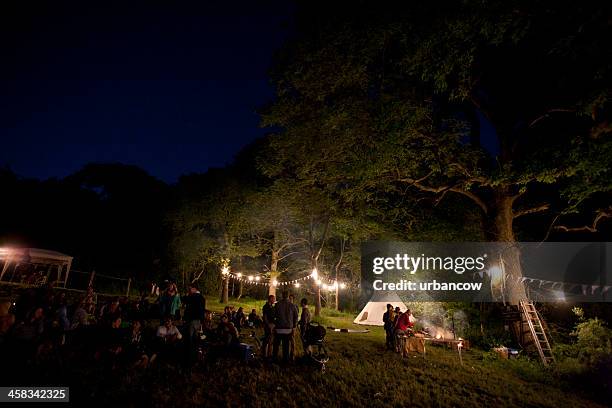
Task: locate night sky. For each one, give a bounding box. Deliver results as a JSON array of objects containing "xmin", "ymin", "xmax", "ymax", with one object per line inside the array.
[{"xmin": 0, "ymin": 2, "xmax": 292, "ymax": 183}]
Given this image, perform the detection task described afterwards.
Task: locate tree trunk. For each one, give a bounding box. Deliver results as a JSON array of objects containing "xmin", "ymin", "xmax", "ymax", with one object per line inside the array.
[
  {"xmin": 268, "ymin": 250, "xmax": 279, "ymax": 297},
  {"xmin": 315, "ymin": 285, "xmax": 322, "ymax": 316},
  {"xmin": 314, "ymin": 260, "xmax": 322, "ymax": 317},
  {"xmin": 334, "ymin": 237, "xmax": 346, "ymax": 311},
  {"xmin": 486, "ymin": 188, "xmax": 527, "ymax": 305},
  {"xmin": 221, "ymin": 275, "xmax": 229, "ymax": 304},
  {"xmin": 237, "ymin": 257, "xmax": 243, "ymax": 299},
  {"xmin": 308, "ymin": 217, "xmax": 329, "ymax": 317}
]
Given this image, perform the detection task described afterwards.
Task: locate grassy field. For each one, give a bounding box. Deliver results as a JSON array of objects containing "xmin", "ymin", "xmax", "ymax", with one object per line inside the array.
[{"xmin": 126, "ymin": 297, "xmax": 605, "ymax": 408}]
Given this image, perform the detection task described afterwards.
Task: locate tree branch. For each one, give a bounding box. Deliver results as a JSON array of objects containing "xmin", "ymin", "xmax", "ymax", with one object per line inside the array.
[
  {"xmin": 399, "ymin": 176, "xmax": 488, "ymax": 214},
  {"xmin": 553, "ymin": 208, "xmax": 612, "ymax": 233},
  {"xmin": 513, "ymin": 203, "xmax": 550, "ymax": 219},
  {"xmin": 528, "ymin": 108, "xmax": 575, "ymax": 128}
]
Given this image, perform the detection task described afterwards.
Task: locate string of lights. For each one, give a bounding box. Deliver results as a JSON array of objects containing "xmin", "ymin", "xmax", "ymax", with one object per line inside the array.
[{"xmin": 221, "ymin": 267, "xmax": 349, "ymax": 290}]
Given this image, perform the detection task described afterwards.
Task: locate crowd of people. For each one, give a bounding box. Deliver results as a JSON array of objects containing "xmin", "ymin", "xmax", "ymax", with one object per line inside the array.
[
  {"xmin": 0, "ymin": 281, "xmax": 316, "ymax": 382},
  {"xmin": 0, "ymin": 282, "xmax": 209, "ymax": 375},
  {"xmin": 382, "ymin": 304, "xmax": 415, "ymax": 352}
]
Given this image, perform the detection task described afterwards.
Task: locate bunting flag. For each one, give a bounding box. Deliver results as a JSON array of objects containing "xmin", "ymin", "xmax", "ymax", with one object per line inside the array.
[{"xmin": 467, "ymin": 270, "xmax": 609, "ymax": 297}]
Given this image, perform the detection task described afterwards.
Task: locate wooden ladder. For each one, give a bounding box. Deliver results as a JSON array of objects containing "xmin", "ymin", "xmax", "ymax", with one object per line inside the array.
[{"xmin": 519, "ymin": 299, "xmax": 555, "ymax": 365}]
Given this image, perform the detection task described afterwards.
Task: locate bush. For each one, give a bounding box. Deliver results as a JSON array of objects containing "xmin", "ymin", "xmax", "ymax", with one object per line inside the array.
[{"xmin": 571, "ymin": 316, "xmax": 612, "ymax": 367}]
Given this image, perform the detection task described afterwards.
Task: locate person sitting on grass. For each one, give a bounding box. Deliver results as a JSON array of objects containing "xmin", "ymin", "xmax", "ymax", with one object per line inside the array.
[
  {"xmin": 156, "ymin": 317, "xmax": 182, "ymax": 343},
  {"xmin": 234, "ymin": 307, "xmax": 246, "ymax": 330},
  {"xmin": 155, "ymin": 317, "xmax": 183, "ymax": 362},
  {"xmin": 202, "ymin": 310, "xmax": 215, "ymax": 338},
  {"xmin": 217, "ymin": 314, "xmax": 240, "ymax": 349},
  {"xmin": 123, "ymin": 320, "xmax": 154, "ymax": 369},
  {"xmin": 248, "ymin": 309, "xmax": 262, "ymax": 328},
  {"xmin": 223, "ymin": 305, "xmax": 232, "ymax": 319},
  {"xmin": 95, "ymin": 316, "xmax": 125, "ymax": 369}
]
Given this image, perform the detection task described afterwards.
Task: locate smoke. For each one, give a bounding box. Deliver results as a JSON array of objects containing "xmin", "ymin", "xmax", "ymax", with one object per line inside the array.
[{"xmin": 409, "ymin": 302, "xmax": 469, "ymax": 338}]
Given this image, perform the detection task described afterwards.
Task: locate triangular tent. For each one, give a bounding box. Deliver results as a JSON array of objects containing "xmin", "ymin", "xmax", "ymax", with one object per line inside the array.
[{"xmin": 353, "ymin": 291, "xmax": 408, "ymax": 326}]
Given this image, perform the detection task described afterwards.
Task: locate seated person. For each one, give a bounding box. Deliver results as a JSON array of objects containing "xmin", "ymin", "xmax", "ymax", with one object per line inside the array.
[
  {"xmin": 95, "ymin": 316, "xmax": 125, "ymax": 367},
  {"xmin": 217, "ymin": 314, "xmax": 240, "ymax": 348},
  {"xmin": 248, "ymin": 309, "xmax": 262, "ymax": 328},
  {"xmin": 233, "ymin": 307, "xmax": 246, "ymax": 330},
  {"xmin": 156, "ymin": 317, "xmax": 183, "ymax": 343},
  {"xmin": 202, "ymin": 310, "xmax": 215, "ymax": 338},
  {"xmin": 223, "ymin": 306, "xmax": 232, "ymax": 319},
  {"xmin": 155, "ymin": 318, "xmax": 182, "ymax": 361},
  {"xmin": 123, "ymin": 320, "xmax": 154, "ymax": 368}
]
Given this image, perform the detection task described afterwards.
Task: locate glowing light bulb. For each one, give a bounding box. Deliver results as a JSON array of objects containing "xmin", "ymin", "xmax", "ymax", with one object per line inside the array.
[
  {"xmin": 236, "ymin": 273, "xmax": 242, "ymax": 278},
  {"xmin": 294, "ymin": 283, "xmax": 300, "ymax": 288},
  {"xmin": 248, "ymin": 276, "xmax": 254, "ymax": 281}
]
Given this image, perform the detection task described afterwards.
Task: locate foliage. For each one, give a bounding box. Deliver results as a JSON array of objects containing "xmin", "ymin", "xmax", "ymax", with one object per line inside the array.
[
  {"xmin": 570, "ymin": 315, "xmax": 612, "ymax": 367},
  {"xmin": 262, "ymin": 0, "xmax": 612, "ymax": 243}
]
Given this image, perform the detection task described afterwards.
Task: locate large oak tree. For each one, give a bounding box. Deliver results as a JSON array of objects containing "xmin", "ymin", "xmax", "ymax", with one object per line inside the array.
[{"xmin": 261, "ymin": 0, "xmax": 611, "ymax": 304}]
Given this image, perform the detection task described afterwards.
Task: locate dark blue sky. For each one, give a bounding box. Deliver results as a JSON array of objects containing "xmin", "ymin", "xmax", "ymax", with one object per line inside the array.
[{"xmin": 0, "ymin": 2, "xmax": 292, "ymax": 182}]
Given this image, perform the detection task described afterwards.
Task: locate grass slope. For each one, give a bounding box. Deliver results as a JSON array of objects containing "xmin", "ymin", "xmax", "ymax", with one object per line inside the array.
[{"xmin": 150, "ymin": 297, "xmax": 603, "ymax": 408}]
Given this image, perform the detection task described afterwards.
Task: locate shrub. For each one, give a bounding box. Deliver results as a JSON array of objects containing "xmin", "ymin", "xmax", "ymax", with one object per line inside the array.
[{"xmin": 571, "ymin": 316, "xmax": 612, "ymax": 367}]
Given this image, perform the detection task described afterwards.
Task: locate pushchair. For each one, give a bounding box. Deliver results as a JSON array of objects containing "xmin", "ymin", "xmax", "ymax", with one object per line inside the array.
[{"xmin": 303, "ymin": 322, "xmax": 329, "ymax": 372}]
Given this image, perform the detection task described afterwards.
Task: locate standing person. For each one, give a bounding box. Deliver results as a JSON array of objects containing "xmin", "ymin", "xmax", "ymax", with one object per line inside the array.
[
  {"xmin": 393, "ymin": 308, "xmax": 414, "ymax": 353},
  {"xmin": 272, "ymin": 290, "xmax": 298, "ymax": 363},
  {"xmin": 262, "ymin": 295, "xmax": 276, "ymax": 359},
  {"xmin": 382, "ymin": 304, "xmax": 395, "ymax": 350},
  {"xmin": 168, "ymin": 283, "xmax": 181, "ymax": 321},
  {"xmin": 288, "ymin": 294, "xmax": 299, "ymax": 359},
  {"xmin": 298, "ymin": 298, "xmax": 311, "ymax": 356},
  {"xmin": 182, "ymin": 283, "xmax": 206, "ymax": 366}
]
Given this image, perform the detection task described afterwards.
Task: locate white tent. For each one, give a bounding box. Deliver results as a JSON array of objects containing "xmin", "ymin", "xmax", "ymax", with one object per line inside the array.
[
  {"xmin": 353, "ymin": 291, "xmax": 408, "ymax": 326},
  {"xmin": 0, "ymin": 247, "xmax": 73, "ymax": 287}
]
